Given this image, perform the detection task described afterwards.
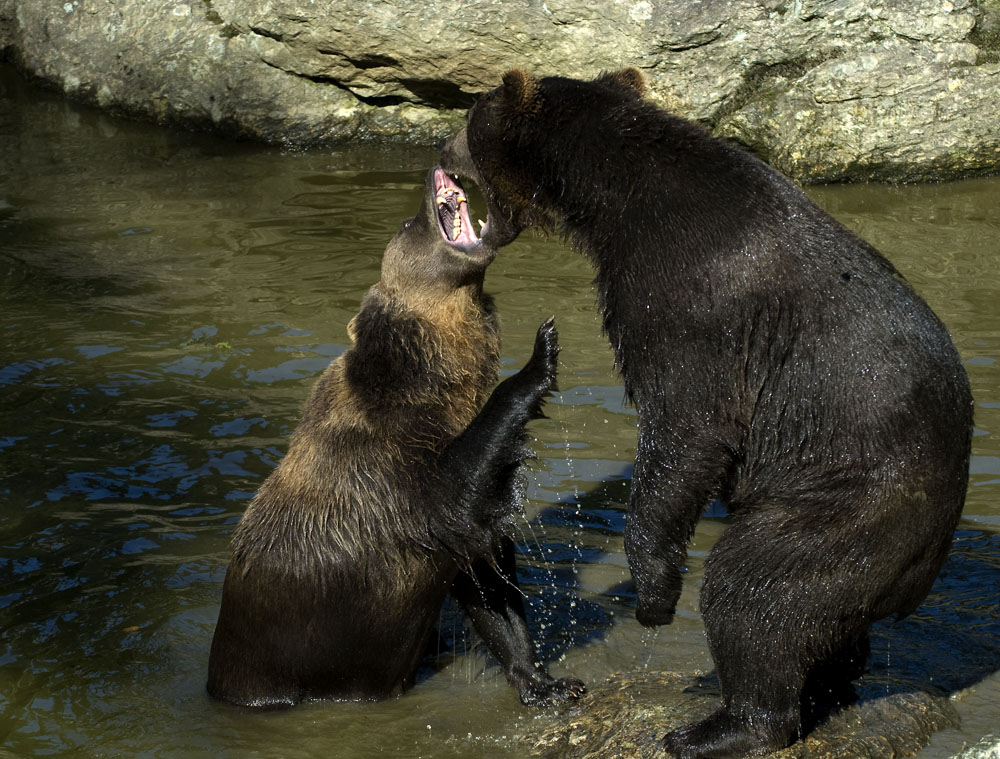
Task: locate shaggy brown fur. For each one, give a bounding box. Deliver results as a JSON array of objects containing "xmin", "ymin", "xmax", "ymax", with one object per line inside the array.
[{"xmin": 207, "ymin": 166, "xmax": 585, "ymax": 708}]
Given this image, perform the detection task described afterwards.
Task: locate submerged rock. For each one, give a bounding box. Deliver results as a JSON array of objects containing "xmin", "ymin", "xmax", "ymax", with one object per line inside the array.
[
  {"xmin": 0, "ymin": 0, "xmax": 999, "ymax": 182},
  {"xmin": 518, "ymin": 670, "xmax": 960, "ymax": 759}
]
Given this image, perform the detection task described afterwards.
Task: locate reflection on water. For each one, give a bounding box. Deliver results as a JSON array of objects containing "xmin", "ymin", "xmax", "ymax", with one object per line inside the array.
[{"xmin": 2, "ymin": 65, "xmax": 999, "ymax": 757}]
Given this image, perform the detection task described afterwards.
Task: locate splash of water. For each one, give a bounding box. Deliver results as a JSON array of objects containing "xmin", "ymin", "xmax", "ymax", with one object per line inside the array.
[{"xmin": 641, "ymin": 626, "xmax": 662, "ymax": 670}]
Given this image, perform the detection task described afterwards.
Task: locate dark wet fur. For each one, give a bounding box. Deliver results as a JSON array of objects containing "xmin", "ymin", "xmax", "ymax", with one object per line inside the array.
[{"xmin": 441, "ymin": 70, "xmax": 972, "ymax": 757}]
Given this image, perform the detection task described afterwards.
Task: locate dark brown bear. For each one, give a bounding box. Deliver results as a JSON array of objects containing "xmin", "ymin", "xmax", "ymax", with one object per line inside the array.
[
  {"xmin": 206, "ymin": 165, "xmax": 585, "ymax": 709},
  {"xmin": 441, "ymin": 69, "xmax": 973, "ymax": 758}
]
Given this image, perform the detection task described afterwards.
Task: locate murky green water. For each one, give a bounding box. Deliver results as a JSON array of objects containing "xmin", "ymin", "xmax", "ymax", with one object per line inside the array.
[{"xmin": 2, "ymin": 66, "xmax": 998, "ymax": 758}]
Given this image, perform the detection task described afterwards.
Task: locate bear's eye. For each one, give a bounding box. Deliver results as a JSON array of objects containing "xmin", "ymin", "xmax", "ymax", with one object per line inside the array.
[{"xmin": 400, "ymin": 217, "xmax": 416, "ymax": 231}]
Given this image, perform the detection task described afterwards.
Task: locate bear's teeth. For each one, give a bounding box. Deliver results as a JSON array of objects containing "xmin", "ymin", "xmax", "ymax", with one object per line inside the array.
[
  {"xmin": 436, "ymin": 188, "xmax": 466, "ymax": 205},
  {"xmin": 478, "ymin": 219, "xmax": 486, "ymax": 230},
  {"xmin": 452, "ymin": 215, "xmax": 462, "ymax": 239}
]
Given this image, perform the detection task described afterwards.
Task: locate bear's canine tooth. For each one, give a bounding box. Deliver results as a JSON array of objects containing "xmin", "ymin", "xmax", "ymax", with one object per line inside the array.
[{"xmin": 478, "ymin": 219, "xmax": 486, "ymax": 230}]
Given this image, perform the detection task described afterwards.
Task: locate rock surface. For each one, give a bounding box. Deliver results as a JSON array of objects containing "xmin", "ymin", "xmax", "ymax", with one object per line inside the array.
[
  {"xmin": 518, "ymin": 670, "xmax": 961, "ymax": 759},
  {"xmin": 1, "ymin": 0, "xmax": 999, "ymax": 181},
  {"xmin": 952, "ymin": 735, "xmax": 1000, "ymax": 759}
]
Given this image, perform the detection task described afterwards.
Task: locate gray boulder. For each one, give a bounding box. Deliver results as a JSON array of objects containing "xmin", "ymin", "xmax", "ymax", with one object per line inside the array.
[{"xmin": 1, "ymin": 0, "xmax": 999, "ymax": 181}]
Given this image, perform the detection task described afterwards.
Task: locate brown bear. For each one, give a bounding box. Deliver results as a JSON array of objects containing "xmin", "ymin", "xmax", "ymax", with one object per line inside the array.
[
  {"xmin": 441, "ymin": 70, "xmax": 973, "ymax": 758},
  {"xmin": 206, "ymin": 165, "xmax": 585, "ymax": 708}
]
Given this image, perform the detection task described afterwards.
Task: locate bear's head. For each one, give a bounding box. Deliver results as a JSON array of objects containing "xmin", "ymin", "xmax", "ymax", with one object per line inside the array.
[
  {"xmin": 378, "ymin": 165, "xmax": 495, "ymax": 298},
  {"xmin": 440, "ymin": 67, "xmax": 646, "ymax": 248}
]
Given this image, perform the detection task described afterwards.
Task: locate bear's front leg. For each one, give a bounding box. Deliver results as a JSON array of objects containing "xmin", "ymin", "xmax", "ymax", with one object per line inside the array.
[
  {"xmin": 452, "ymin": 538, "xmax": 585, "ymax": 705},
  {"xmin": 625, "ymin": 491, "xmax": 685, "ymax": 627},
  {"xmin": 624, "ymin": 424, "xmax": 731, "ymax": 627},
  {"xmin": 436, "ymin": 317, "xmax": 559, "ymax": 557}
]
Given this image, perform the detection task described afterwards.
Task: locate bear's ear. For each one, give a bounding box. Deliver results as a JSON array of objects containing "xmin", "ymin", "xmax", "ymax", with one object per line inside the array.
[
  {"xmin": 596, "ymin": 67, "xmax": 646, "ymax": 97},
  {"xmin": 500, "ymin": 68, "xmax": 541, "ymax": 113}
]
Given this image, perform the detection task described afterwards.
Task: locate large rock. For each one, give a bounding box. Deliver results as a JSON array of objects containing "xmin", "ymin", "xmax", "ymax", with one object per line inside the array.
[{"xmin": 1, "ymin": 0, "xmax": 999, "ymax": 181}]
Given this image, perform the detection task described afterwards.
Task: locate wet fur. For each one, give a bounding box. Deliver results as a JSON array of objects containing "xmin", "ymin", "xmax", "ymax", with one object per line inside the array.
[
  {"xmin": 441, "ymin": 70, "xmax": 973, "ymax": 757},
  {"xmin": 207, "ymin": 168, "xmax": 584, "ymax": 708}
]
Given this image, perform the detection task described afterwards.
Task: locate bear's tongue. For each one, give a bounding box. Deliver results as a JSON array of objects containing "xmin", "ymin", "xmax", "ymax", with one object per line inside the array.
[{"xmin": 434, "ymin": 170, "xmax": 480, "ymax": 246}]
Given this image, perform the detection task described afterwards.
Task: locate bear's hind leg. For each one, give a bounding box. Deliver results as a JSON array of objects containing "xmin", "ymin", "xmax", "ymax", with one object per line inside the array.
[
  {"xmin": 661, "ymin": 622, "xmax": 803, "ymax": 759},
  {"xmin": 662, "ymin": 702, "xmax": 799, "ymax": 759},
  {"xmin": 666, "ymin": 622, "xmax": 871, "ymax": 758},
  {"xmin": 802, "ymin": 632, "xmax": 870, "ymax": 722},
  {"xmin": 664, "ymin": 509, "xmax": 875, "ymax": 758}
]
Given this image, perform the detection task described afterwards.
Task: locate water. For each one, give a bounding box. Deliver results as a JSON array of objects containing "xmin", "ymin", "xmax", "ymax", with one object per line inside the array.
[{"xmin": 1, "ymin": 66, "xmax": 999, "ymax": 757}]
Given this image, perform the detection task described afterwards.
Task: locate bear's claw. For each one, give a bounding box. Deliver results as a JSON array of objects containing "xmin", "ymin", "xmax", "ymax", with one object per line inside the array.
[{"xmin": 516, "ymin": 672, "xmax": 587, "ymax": 706}]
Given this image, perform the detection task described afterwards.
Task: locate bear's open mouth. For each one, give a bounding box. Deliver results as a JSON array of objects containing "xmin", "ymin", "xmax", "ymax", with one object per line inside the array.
[{"xmin": 433, "ymin": 168, "xmax": 483, "ymax": 248}]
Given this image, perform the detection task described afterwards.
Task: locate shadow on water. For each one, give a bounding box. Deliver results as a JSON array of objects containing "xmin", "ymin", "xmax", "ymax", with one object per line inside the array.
[
  {"xmin": 518, "ymin": 476, "xmax": 634, "ymax": 661},
  {"xmin": 865, "ymin": 529, "xmax": 1000, "ymax": 698}
]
